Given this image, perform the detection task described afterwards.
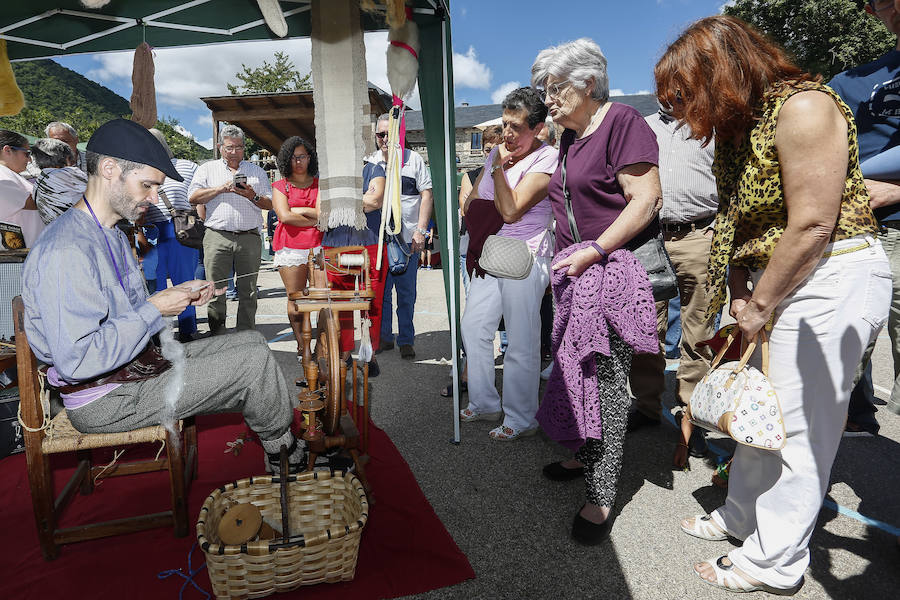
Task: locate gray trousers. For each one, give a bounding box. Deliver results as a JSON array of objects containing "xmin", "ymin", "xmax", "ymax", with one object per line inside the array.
[{"xmin": 67, "ymin": 330, "xmax": 294, "ymax": 442}]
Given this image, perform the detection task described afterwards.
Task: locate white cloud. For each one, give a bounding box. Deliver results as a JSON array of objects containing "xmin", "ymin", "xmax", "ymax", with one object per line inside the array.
[
  {"xmin": 452, "ymin": 46, "xmax": 491, "ymax": 90},
  {"xmin": 609, "ymin": 88, "xmax": 625, "ymax": 97},
  {"xmin": 173, "ymin": 124, "xmax": 193, "ymax": 139},
  {"xmin": 197, "ymin": 138, "xmax": 214, "ymax": 150},
  {"xmin": 491, "ymin": 81, "xmax": 521, "ymax": 104}
]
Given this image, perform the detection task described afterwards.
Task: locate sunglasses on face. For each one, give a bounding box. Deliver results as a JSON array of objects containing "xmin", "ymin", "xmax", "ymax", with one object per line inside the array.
[
  {"xmin": 8, "ymin": 145, "xmax": 31, "ymax": 157},
  {"xmin": 374, "ymin": 132, "xmax": 388, "ymax": 139}
]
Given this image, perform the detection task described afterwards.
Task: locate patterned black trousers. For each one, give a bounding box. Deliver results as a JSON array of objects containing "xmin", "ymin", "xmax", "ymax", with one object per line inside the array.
[{"xmin": 574, "ymin": 333, "xmax": 633, "ymax": 507}]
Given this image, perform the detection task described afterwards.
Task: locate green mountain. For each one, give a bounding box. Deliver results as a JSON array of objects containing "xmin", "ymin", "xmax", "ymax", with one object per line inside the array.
[{"xmin": 0, "ymin": 59, "xmax": 212, "ymax": 162}]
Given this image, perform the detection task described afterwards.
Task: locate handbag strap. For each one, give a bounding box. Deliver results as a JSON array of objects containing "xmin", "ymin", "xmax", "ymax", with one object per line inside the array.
[
  {"xmin": 158, "ymin": 190, "xmax": 176, "ymax": 218},
  {"xmin": 561, "ymin": 101, "xmax": 613, "ymax": 246},
  {"xmin": 709, "ymin": 328, "xmax": 770, "ymax": 376}
]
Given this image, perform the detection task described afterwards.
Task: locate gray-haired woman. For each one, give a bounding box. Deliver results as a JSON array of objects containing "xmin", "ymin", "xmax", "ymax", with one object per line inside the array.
[{"xmin": 531, "ymin": 38, "xmax": 662, "ymax": 545}]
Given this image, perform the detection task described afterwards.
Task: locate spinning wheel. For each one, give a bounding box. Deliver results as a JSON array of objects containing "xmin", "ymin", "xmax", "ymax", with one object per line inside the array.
[
  {"xmin": 287, "ymin": 247, "xmax": 376, "ymax": 494},
  {"xmin": 311, "ymin": 307, "xmax": 341, "ymax": 436}
]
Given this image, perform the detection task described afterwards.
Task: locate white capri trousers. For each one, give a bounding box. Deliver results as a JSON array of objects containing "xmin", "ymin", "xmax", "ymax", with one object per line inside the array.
[
  {"xmin": 461, "ymin": 256, "xmax": 550, "ymax": 431},
  {"xmin": 711, "ymin": 236, "xmax": 890, "ymax": 589}
]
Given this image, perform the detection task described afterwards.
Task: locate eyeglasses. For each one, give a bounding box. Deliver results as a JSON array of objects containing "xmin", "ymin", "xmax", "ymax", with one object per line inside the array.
[
  {"xmin": 8, "ymin": 145, "xmax": 31, "ymax": 157},
  {"xmin": 221, "ymin": 145, "xmax": 244, "ymax": 152},
  {"xmin": 374, "ymin": 132, "xmax": 388, "ymax": 139},
  {"xmin": 291, "ymin": 154, "xmax": 310, "ymax": 162},
  {"xmin": 870, "ymin": 0, "xmax": 893, "ymax": 11},
  {"xmin": 542, "ymin": 81, "xmax": 571, "ymax": 102}
]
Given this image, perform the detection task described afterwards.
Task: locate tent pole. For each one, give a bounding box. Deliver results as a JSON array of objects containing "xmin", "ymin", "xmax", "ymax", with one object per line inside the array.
[{"xmin": 441, "ymin": 13, "xmax": 461, "ymax": 445}]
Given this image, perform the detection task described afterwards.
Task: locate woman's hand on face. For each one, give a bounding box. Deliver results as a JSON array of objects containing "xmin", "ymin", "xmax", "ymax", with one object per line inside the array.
[
  {"xmin": 552, "ymin": 246, "xmax": 601, "ymax": 277},
  {"xmin": 493, "ymin": 142, "xmax": 511, "ymax": 168}
]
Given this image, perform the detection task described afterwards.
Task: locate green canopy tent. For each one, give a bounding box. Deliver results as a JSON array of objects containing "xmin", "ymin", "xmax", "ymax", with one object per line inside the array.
[{"xmin": 2, "ymin": 0, "xmax": 464, "ymax": 442}]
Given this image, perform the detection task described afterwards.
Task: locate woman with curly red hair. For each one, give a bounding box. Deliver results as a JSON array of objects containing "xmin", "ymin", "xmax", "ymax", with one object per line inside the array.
[{"xmin": 656, "ymin": 15, "xmax": 890, "ymax": 594}]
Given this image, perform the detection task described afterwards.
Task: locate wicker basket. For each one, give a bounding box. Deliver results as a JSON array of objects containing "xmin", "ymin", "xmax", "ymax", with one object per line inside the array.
[{"xmin": 197, "ymin": 470, "xmax": 368, "ymax": 600}]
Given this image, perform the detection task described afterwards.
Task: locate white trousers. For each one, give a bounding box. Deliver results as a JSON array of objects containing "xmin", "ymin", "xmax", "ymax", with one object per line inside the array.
[
  {"xmin": 461, "ymin": 257, "xmax": 550, "ymax": 431},
  {"xmin": 711, "ymin": 236, "xmax": 890, "ymax": 589}
]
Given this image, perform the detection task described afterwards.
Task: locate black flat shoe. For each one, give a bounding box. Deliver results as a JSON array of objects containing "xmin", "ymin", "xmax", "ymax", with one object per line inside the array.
[
  {"xmin": 689, "ymin": 427, "xmax": 708, "ymax": 458},
  {"xmin": 571, "ymin": 511, "xmax": 613, "ymax": 545},
  {"xmin": 440, "ymin": 381, "xmax": 467, "ymax": 397},
  {"xmin": 626, "ymin": 410, "xmax": 661, "ymax": 433},
  {"xmin": 542, "ymin": 461, "xmax": 585, "ymax": 481}
]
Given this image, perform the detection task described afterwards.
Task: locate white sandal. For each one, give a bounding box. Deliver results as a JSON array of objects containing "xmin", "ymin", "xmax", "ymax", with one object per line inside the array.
[
  {"xmin": 488, "ymin": 425, "xmax": 538, "ymax": 441},
  {"xmin": 681, "ymin": 514, "xmax": 729, "ymax": 541},
  {"xmin": 695, "ymin": 556, "xmax": 800, "ymax": 595},
  {"xmin": 459, "ymin": 408, "xmax": 502, "ymax": 423}
]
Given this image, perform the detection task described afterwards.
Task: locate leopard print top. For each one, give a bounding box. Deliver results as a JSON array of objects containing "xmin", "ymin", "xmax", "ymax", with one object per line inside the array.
[{"xmin": 706, "ymin": 80, "xmax": 878, "ymax": 318}]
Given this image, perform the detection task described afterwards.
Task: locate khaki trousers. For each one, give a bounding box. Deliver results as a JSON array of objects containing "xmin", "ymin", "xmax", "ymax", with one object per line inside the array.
[
  {"xmin": 631, "ymin": 227, "xmax": 717, "ymax": 418},
  {"xmin": 204, "ymin": 228, "xmax": 262, "ymax": 334}
]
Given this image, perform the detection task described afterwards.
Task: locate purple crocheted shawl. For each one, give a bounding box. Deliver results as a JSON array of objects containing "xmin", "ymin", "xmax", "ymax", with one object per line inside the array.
[{"xmin": 536, "ymin": 242, "xmax": 658, "ymax": 450}]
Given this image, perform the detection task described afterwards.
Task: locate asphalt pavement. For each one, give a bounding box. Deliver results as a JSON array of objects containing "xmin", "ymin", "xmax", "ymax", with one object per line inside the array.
[{"xmin": 199, "ymin": 258, "xmax": 900, "ymax": 600}]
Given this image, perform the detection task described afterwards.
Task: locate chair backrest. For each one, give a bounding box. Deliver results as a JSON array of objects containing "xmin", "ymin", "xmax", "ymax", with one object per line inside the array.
[{"xmin": 12, "ymin": 296, "xmax": 43, "ymax": 433}]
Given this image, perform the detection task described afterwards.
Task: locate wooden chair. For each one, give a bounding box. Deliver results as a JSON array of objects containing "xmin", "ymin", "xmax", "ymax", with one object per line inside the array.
[{"xmin": 12, "ymin": 296, "xmax": 198, "ymax": 560}]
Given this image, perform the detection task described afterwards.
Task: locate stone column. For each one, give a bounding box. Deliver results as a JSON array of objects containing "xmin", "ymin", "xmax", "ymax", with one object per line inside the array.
[{"xmin": 311, "ymin": 0, "xmax": 368, "ymax": 230}]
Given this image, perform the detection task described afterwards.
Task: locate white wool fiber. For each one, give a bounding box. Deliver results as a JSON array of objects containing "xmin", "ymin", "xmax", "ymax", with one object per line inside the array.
[{"xmin": 158, "ymin": 323, "xmax": 185, "ymax": 451}]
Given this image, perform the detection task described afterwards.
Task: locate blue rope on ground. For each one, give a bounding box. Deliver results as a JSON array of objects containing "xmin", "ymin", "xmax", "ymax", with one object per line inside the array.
[{"xmin": 157, "ymin": 542, "xmax": 210, "ymax": 600}]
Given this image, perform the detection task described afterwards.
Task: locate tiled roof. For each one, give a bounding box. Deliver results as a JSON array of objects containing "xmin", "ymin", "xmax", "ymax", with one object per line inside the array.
[{"xmin": 404, "ymin": 94, "xmax": 659, "ymax": 131}]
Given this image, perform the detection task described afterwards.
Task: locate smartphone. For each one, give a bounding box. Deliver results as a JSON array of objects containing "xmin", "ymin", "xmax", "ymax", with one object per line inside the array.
[{"xmin": 233, "ymin": 173, "xmax": 247, "ymax": 189}]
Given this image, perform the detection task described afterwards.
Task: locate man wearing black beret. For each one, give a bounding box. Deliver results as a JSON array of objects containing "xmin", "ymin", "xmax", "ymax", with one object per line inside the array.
[{"xmin": 20, "ymin": 119, "xmax": 341, "ymax": 474}]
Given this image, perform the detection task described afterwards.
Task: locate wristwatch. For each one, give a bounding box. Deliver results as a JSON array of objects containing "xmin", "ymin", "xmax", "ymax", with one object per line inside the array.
[
  {"xmin": 490, "ymin": 163, "xmax": 503, "ymax": 176},
  {"xmin": 415, "ymin": 226, "xmax": 429, "ymax": 236}
]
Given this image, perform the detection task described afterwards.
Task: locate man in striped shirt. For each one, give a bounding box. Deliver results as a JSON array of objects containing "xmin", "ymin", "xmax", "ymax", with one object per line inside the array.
[
  {"xmin": 146, "ymin": 129, "xmax": 201, "ymax": 341},
  {"xmin": 189, "ymin": 124, "xmax": 273, "ymax": 335},
  {"xmin": 628, "ymin": 108, "xmax": 719, "ymax": 442}
]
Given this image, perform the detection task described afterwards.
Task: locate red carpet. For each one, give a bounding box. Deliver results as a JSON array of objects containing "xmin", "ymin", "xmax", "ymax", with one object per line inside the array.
[{"xmin": 0, "ymin": 414, "xmax": 474, "ymax": 599}]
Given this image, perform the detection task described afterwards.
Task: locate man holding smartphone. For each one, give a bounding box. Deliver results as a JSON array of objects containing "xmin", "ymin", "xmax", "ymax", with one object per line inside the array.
[{"xmin": 189, "ymin": 124, "xmax": 273, "ymax": 334}]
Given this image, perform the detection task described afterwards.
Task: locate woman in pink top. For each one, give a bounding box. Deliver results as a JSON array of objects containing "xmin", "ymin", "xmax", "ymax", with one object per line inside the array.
[
  {"xmin": 459, "ymin": 87, "xmax": 559, "ymax": 441},
  {"xmin": 271, "ymin": 136, "xmax": 324, "ymax": 357}
]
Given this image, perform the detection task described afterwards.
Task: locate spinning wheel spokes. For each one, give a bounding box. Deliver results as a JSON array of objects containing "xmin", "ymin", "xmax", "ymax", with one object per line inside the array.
[{"xmin": 311, "ymin": 307, "xmax": 342, "ymax": 435}]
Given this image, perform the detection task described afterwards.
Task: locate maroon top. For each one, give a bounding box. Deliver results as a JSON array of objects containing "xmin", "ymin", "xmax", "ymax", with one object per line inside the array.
[
  {"xmin": 464, "ymin": 198, "xmax": 505, "ymax": 278},
  {"xmin": 549, "ymin": 102, "xmax": 660, "ymax": 252}
]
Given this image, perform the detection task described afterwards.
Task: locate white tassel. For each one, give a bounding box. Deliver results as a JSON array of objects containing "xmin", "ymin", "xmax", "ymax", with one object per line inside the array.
[
  {"xmin": 387, "ymin": 19, "xmax": 419, "ymax": 100},
  {"xmin": 358, "ymin": 318, "xmax": 373, "ymax": 363}
]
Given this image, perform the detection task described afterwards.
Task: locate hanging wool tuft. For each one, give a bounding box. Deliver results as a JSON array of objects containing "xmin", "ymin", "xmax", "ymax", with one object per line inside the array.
[
  {"xmin": 0, "ymin": 41, "xmax": 25, "ymax": 117},
  {"xmin": 130, "ymin": 42, "xmax": 157, "ymax": 129}
]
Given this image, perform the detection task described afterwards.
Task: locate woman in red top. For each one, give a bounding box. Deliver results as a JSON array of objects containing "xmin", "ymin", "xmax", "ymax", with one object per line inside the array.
[{"xmin": 272, "ymin": 136, "xmax": 324, "ymax": 355}]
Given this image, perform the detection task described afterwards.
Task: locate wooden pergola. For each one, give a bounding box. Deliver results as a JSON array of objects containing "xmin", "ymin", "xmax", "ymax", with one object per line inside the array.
[{"xmin": 202, "ymin": 86, "xmax": 393, "ymax": 157}]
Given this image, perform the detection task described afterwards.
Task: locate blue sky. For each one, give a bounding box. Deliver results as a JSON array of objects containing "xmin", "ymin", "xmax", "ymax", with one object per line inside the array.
[{"xmin": 52, "ymin": 0, "xmax": 729, "ymax": 148}]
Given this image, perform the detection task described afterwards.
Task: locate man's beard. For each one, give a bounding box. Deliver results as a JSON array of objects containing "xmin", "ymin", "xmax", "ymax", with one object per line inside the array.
[{"xmin": 108, "ymin": 178, "xmax": 145, "ymax": 222}]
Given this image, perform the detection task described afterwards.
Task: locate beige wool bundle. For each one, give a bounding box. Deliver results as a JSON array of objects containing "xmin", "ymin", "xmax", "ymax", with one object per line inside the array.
[
  {"xmin": 0, "ymin": 40, "xmax": 25, "ymax": 117},
  {"xmin": 130, "ymin": 42, "xmax": 157, "ymax": 129}
]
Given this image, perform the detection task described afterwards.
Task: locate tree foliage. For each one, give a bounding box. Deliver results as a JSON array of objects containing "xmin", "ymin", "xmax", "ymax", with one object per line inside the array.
[
  {"xmin": 723, "ymin": 0, "xmax": 895, "ymax": 81},
  {"xmin": 225, "ymin": 51, "xmax": 312, "ymax": 95}
]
